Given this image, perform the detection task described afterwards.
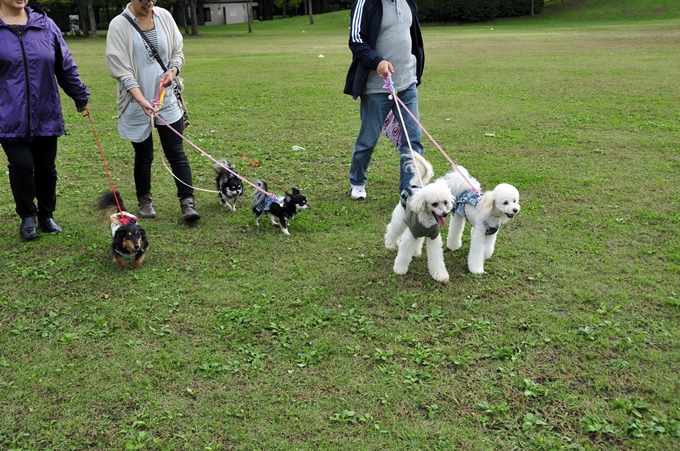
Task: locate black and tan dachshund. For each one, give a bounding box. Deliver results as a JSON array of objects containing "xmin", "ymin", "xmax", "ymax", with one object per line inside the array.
[{"xmin": 97, "ymin": 191, "xmax": 149, "ymax": 268}]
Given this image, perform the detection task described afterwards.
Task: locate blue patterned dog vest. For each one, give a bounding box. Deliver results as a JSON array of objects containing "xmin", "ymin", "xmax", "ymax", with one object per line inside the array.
[
  {"xmin": 454, "ymin": 190, "xmax": 499, "ymax": 235},
  {"xmin": 254, "ymin": 194, "xmax": 285, "ymax": 213}
]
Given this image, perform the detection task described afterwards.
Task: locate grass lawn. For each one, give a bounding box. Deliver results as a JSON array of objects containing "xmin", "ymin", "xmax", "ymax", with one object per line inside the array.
[{"xmin": 1, "ymin": 1, "xmax": 679, "ymax": 449}]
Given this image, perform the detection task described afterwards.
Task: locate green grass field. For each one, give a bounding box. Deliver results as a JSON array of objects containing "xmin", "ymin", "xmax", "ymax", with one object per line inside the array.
[{"xmin": 1, "ymin": 0, "xmax": 679, "ymax": 449}]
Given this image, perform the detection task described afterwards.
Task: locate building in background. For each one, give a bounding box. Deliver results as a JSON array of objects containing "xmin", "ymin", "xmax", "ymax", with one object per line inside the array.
[{"xmin": 196, "ymin": 0, "xmax": 259, "ymax": 26}]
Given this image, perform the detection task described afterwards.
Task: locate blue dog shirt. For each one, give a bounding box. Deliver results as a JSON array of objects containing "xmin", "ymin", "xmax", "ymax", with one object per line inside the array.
[
  {"xmin": 254, "ymin": 194, "xmax": 285, "ymax": 213},
  {"xmin": 454, "ymin": 190, "xmax": 499, "ymax": 235}
]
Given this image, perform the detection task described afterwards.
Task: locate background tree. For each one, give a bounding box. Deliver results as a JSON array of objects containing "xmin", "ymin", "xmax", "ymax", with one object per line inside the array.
[
  {"xmin": 308, "ymin": 0, "xmax": 313, "ymax": 24},
  {"xmin": 72, "ymin": 0, "xmax": 87, "ymax": 35},
  {"xmin": 174, "ymin": 0, "xmax": 190, "ymax": 34},
  {"xmin": 188, "ymin": 0, "xmax": 198, "ymax": 35},
  {"xmin": 274, "ymin": 0, "xmax": 287, "ymax": 18},
  {"xmin": 247, "ymin": 0, "xmax": 253, "ymax": 32},
  {"xmin": 86, "ymin": 0, "xmax": 97, "ymax": 37}
]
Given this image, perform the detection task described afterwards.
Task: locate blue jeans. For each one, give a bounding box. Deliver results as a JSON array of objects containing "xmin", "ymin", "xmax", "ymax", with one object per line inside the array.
[{"xmin": 349, "ymin": 83, "xmax": 423, "ymax": 193}]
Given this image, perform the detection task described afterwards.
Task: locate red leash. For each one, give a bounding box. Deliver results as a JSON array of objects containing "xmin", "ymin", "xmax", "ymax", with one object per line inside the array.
[{"xmin": 82, "ymin": 107, "xmax": 134, "ymax": 225}]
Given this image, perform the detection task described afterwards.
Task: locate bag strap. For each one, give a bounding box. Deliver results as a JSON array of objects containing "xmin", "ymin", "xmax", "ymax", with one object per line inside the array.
[{"xmin": 121, "ymin": 12, "xmax": 168, "ymax": 72}]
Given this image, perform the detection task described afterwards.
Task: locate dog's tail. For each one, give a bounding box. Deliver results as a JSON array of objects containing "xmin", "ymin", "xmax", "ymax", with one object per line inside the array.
[
  {"xmin": 213, "ymin": 160, "xmax": 235, "ymax": 175},
  {"xmin": 404, "ymin": 152, "xmax": 434, "ymax": 187},
  {"xmin": 97, "ymin": 191, "xmax": 127, "ymax": 216},
  {"xmin": 443, "ymin": 165, "xmax": 480, "ymax": 197},
  {"xmin": 253, "ymin": 180, "xmax": 268, "ymax": 207}
]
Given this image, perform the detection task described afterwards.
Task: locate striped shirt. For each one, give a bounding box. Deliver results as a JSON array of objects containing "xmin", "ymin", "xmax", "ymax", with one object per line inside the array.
[{"xmin": 122, "ymin": 27, "xmax": 180, "ymax": 91}]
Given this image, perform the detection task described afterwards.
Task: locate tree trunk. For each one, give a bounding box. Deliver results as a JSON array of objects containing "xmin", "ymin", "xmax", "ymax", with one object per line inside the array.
[
  {"xmin": 531, "ymin": 0, "xmax": 535, "ymax": 16},
  {"xmin": 308, "ymin": 0, "xmax": 314, "ymax": 25},
  {"xmin": 188, "ymin": 0, "xmax": 198, "ymax": 36},
  {"xmin": 247, "ymin": 0, "xmax": 253, "ymax": 33},
  {"xmin": 74, "ymin": 0, "xmax": 86, "ymax": 36},
  {"xmin": 87, "ymin": 0, "xmax": 98, "ymax": 37},
  {"xmin": 178, "ymin": 0, "xmax": 189, "ymax": 34},
  {"xmin": 262, "ymin": 0, "xmax": 273, "ymax": 20}
]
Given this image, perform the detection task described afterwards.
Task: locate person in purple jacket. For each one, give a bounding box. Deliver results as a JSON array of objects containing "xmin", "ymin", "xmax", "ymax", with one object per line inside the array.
[{"xmin": 0, "ymin": 0, "xmax": 90, "ymax": 240}]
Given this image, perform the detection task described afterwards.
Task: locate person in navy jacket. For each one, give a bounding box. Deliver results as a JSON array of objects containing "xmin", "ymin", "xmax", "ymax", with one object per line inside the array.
[
  {"xmin": 344, "ymin": 0, "xmax": 425, "ymax": 200},
  {"xmin": 0, "ymin": 0, "xmax": 90, "ymax": 240}
]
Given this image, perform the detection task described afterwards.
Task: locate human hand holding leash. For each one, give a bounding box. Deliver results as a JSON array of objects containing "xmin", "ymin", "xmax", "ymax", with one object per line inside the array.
[
  {"xmin": 139, "ymin": 98, "xmax": 158, "ymax": 117},
  {"xmin": 377, "ymin": 60, "xmax": 394, "ymax": 79},
  {"xmin": 127, "ymin": 87, "xmax": 158, "ymax": 117},
  {"xmin": 160, "ymin": 67, "xmax": 177, "ymax": 88}
]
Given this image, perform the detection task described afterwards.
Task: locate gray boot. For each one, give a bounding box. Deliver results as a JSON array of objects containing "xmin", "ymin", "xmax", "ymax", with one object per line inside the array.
[
  {"xmin": 179, "ymin": 196, "xmax": 200, "ymax": 223},
  {"xmin": 138, "ymin": 193, "xmax": 156, "ymax": 218}
]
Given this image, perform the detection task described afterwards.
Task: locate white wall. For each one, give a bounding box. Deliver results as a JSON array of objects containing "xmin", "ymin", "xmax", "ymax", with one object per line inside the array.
[{"xmin": 203, "ymin": 3, "xmax": 252, "ymax": 26}]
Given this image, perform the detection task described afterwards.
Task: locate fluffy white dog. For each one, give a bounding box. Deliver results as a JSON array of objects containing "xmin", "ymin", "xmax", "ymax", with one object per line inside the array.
[
  {"xmin": 384, "ymin": 153, "xmax": 454, "ymax": 283},
  {"xmin": 443, "ymin": 166, "xmax": 520, "ymax": 274}
]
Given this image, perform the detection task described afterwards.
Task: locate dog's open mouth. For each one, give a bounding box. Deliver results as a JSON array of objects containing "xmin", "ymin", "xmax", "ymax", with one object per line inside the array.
[
  {"xmin": 506, "ymin": 213, "xmax": 515, "ymax": 219},
  {"xmin": 434, "ymin": 213, "xmax": 446, "ymax": 227}
]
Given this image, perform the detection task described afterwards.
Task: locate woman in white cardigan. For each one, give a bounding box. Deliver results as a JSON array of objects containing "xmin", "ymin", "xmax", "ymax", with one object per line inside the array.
[{"xmin": 106, "ymin": 0, "xmax": 199, "ymax": 222}]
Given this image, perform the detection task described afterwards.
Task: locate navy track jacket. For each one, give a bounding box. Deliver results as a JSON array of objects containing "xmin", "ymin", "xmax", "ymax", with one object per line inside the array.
[{"xmin": 343, "ymin": 0, "xmax": 425, "ymax": 98}]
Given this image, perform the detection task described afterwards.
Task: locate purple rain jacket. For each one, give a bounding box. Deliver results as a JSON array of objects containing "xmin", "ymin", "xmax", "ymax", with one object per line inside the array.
[{"xmin": 0, "ymin": 7, "xmax": 90, "ymax": 140}]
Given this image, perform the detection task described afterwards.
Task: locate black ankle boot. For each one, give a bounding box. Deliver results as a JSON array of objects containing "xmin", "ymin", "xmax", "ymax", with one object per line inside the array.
[
  {"xmin": 39, "ymin": 218, "xmax": 63, "ymax": 233},
  {"xmin": 20, "ymin": 217, "xmax": 38, "ymax": 240}
]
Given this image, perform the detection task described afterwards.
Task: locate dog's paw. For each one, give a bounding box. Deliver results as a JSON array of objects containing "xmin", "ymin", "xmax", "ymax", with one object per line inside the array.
[
  {"xmin": 393, "ymin": 264, "xmax": 409, "ymax": 275},
  {"xmin": 468, "ymin": 267, "xmax": 485, "ymax": 275},
  {"xmin": 447, "ymin": 240, "xmax": 462, "ymax": 251},
  {"xmin": 430, "ymin": 269, "xmax": 449, "ymax": 283},
  {"xmin": 384, "ymin": 237, "xmax": 398, "ymax": 250}
]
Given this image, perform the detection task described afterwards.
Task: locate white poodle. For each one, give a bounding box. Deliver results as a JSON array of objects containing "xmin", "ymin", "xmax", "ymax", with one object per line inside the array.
[
  {"xmin": 384, "ymin": 153, "xmax": 454, "ymax": 283},
  {"xmin": 443, "ymin": 166, "xmax": 520, "ymax": 274}
]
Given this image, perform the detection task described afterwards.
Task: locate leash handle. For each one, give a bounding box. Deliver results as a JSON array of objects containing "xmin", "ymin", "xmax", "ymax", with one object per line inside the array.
[
  {"xmin": 83, "ymin": 107, "xmax": 132, "ymax": 225},
  {"xmin": 155, "ymin": 81, "xmax": 166, "ymax": 108}
]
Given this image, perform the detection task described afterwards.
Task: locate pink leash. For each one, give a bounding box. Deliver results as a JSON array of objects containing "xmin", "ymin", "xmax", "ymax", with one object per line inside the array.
[
  {"xmin": 384, "ymin": 75, "xmax": 423, "ymax": 187},
  {"xmin": 385, "ymin": 75, "xmax": 480, "ymax": 195},
  {"xmin": 153, "ymin": 113, "xmax": 277, "ymax": 199}
]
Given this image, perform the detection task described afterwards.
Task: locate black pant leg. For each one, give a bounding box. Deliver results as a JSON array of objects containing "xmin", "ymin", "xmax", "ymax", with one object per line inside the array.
[
  {"xmin": 156, "ymin": 119, "xmax": 193, "ymax": 199},
  {"xmin": 131, "ymin": 133, "xmax": 154, "ymax": 199},
  {"xmin": 2, "ymin": 141, "xmax": 37, "ymax": 218},
  {"xmin": 31, "ymin": 136, "xmax": 58, "ymax": 220}
]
